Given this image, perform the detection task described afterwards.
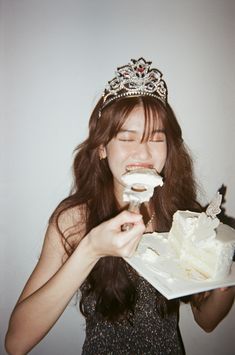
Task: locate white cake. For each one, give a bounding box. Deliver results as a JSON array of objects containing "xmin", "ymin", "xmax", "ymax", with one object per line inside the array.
[
  {"xmin": 168, "ymin": 210, "xmax": 235, "ymax": 280},
  {"xmin": 121, "ymin": 168, "xmax": 163, "ymax": 203}
]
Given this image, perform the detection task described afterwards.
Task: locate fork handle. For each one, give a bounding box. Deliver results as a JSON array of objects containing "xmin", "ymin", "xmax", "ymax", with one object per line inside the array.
[{"xmin": 121, "ymin": 200, "xmax": 141, "ymax": 231}]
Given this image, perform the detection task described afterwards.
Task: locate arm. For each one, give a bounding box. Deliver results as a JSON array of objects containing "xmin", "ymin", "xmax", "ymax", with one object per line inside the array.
[
  {"xmin": 5, "ymin": 210, "xmax": 145, "ymax": 355},
  {"xmin": 191, "ymin": 286, "xmax": 235, "ymax": 332}
]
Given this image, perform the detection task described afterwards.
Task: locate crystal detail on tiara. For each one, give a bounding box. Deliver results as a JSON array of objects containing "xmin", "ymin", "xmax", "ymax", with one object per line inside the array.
[{"xmin": 101, "ymin": 58, "xmax": 168, "ymax": 112}]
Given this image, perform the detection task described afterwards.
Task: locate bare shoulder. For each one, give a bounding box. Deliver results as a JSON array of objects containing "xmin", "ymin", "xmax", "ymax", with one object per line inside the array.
[
  {"xmin": 56, "ymin": 204, "xmax": 86, "ymax": 232},
  {"xmin": 55, "ymin": 204, "xmax": 87, "ymax": 249},
  {"xmin": 16, "ymin": 204, "xmax": 86, "ymax": 304},
  {"xmin": 39, "ymin": 204, "xmax": 87, "ymax": 264}
]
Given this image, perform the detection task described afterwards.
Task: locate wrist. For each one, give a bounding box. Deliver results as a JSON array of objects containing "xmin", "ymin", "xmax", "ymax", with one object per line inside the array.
[{"xmin": 77, "ymin": 234, "xmax": 101, "ymax": 264}]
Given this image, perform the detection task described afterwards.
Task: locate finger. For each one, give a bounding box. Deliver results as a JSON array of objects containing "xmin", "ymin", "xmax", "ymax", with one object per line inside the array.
[
  {"xmin": 111, "ymin": 210, "xmax": 143, "ymax": 228},
  {"xmin": 219, "ymin": 287, "xmax": 229, "ymax": 292},
  {"xmin": 119, "ymin": 231, "xmax": 143, "ymax": 258},
  {"xmin": 128, "ymin": 233, "xmax": 143, "ymax": 257},
  {"xmin": 118, "ymin": 224, "xmax": 145, "ymax": 254},
  {"xmin": 121, "ymin": 220, "xmax": 145, "ymax": 237}
]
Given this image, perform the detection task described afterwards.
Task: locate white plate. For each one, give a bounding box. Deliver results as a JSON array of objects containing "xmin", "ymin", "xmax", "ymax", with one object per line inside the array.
[{"xmin": 125, "ymin": 233, "xmax": 235, "ymax": 299}]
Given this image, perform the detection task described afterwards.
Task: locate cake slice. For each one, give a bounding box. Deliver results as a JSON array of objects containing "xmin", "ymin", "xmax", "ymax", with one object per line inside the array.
[{"xmin": 168, "ymin": 210, "xmax": 235, "ymax": 280}]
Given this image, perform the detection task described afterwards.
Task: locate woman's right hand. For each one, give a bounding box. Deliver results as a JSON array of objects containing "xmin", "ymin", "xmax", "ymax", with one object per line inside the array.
[
  {"xmin": 85, "ymin": 210, "xmax": 145, "ymax": 259},
  {"xmin": 5, "ymin": 210, "xmax": 144, "ymax": 355}
]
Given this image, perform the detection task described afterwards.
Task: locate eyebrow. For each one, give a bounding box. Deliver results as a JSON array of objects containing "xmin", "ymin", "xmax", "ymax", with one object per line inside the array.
[
  {"xmin": 118, "ymin": 128, "xmax": 165, "ymax": 133},
  {"xmin": 117, "ymin": 129, "xmax": 137, "ymax": 134}
]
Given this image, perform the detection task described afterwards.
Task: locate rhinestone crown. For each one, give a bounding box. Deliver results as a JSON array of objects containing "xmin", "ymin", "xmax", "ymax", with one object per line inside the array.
[{"xmin": 100, "ymin": 57, "xmax": 168, "ymax": 114}]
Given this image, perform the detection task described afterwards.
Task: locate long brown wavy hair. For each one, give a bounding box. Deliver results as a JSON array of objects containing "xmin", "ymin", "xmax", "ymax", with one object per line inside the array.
[{"xmin": 51, "ymin": 95, "xmax": 201, "ymax": 321}]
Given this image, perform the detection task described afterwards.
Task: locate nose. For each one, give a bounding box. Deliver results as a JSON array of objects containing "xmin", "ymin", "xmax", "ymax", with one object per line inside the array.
[{"xmin": 132, "ymin": 142, "xmax": 151, "ymax": 160}]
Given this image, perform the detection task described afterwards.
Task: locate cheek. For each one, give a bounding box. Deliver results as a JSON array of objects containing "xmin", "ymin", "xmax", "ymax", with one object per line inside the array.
[
  {"xmin": 105, "ymin": 144, "xmax": 123, "ymax": 174},
  {"xmin": 106, "ymin": 143, "xmax": 129, "ymax": 162},
  {"xmin": 163, "ymin": 144, "xmax": 167, "ymax": 162},
  {"xmin": 154, "ymin": 144, "xmax": 167, "ymax": 172}
]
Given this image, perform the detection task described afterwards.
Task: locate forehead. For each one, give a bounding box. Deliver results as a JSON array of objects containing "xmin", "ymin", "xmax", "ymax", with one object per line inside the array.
[
  {"xmin": 121, "ymin": 107, "xmax": 145, "ymax": 128},
  {"xmin": 120, "ymin": 105, "xmax": 164, "ymax": 132}
]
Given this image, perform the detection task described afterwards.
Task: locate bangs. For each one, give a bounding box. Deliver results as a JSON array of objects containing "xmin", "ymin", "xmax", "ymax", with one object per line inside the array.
[
  {"xmin": 101, "ymin": 96, "xmax": 167, "ymax": 143},
  {"xmin": 141, "ymin": 98, "xmax": 166, "ymax": 142}
]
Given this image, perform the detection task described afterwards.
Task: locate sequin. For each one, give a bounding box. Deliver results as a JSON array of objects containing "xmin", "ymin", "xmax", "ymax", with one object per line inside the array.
[{"xmin": 81, "ymin": 264, "xmax": 184, "ymax": 355}]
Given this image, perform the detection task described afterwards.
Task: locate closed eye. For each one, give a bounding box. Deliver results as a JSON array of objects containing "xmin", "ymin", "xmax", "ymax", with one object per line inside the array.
[
  {"xmin": 149, "ymin": 132, "xmax": 166, "ymax": 142},
  {"xmin": 116, "ymin": 131, "xmax": 136, "ymax": 142},
  {"xmin": 118, "ymin": 138, "xmax": 135, "ymax": 142},
  {"xmin": 150, "ymin": 138, "xmax": 165, "ymax": 142}
]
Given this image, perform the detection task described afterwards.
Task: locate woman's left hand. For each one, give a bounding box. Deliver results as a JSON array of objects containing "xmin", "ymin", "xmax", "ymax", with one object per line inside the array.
[{"xmin": 191, "ymin": 285, "xmax": 235, "ymax": 332}]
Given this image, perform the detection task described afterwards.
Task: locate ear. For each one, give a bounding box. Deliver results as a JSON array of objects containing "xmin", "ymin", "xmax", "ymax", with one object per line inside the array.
[{"xmin": 98, "ymin": 145, "xmax": 107, "ymax": 160}]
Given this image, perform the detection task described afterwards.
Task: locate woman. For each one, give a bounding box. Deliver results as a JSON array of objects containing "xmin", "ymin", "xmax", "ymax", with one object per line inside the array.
[{"xmin": 5, "ymin": 58, "xmax": 235, "ymax": 354}]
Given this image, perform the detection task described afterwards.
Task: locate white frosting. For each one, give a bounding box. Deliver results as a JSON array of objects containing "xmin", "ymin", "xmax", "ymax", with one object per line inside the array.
[
  {"xmin": 123, "ymin": 186, "xmax": 155, "ymax": 203},
  {"xmin": 168, "ymin": 210, "xmax": 235, "ymax": 280},
  {"xmin": 121, "ymin": 168, "xmax": 163, "ymax": 203},
  {"xmin": 122, "ymin": 168, "xmax": 163, "ymax": 189},
  {"xmin": 141, "ymin": 248, "xmax": 159, "ymax": 262}
]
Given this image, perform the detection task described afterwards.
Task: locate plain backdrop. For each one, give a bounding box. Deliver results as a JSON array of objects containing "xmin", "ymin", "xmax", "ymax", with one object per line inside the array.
[{"xmin": 1, "ymin": 0, "xmax": 235, "ymax": 354}]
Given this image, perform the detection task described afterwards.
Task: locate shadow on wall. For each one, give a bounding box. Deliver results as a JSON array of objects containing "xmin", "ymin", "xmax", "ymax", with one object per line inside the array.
[
  {"xmin": 216, "ymin": 184, "xmax": 235, "ymax": 261},
  {"xmin": 218, "ymin": 184, "xmax": 235, "ymax": 228}
]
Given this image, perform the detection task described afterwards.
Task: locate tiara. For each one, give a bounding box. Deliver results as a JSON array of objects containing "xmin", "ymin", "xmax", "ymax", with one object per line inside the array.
[{"xmin": 100, "ymin": 57, "xmax": 168, "ymax": 115}]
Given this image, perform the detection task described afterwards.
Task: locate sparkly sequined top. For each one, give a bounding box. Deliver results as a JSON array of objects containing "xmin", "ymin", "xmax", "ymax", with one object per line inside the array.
[{"xmin": 81, "ymin": 263, "xmax": 184, "ymax": 355}]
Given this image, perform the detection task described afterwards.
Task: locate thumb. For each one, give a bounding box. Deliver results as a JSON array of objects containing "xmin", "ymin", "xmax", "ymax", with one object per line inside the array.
[{"xmin": 112, "ymin": 210, "xmax": 143, "ymax": 228}]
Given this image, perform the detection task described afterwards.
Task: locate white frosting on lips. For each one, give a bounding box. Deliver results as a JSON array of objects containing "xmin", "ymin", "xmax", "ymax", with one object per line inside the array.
[{"xmin": 121, "ymin": 168, "xmax": 163, "ymax": 203}]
